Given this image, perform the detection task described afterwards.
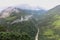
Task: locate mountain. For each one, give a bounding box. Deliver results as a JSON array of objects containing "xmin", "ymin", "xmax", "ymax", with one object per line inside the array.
[
  {"xmin": 0, "ymin": 4, "xmax": 46, "ymax": 18},
  {"xmin": 38, "ymin": 5, "xmax": 60, "ymax": 40},
  {"xmin": 0, "ymin": 6, "xmax": 46, "ymax": 40},
  {"xmin": 16, "ymin": 4, "xmax": 46, "ymax": 15},
  {"xmin": 0, "ymin": 7, "xmax": 30, "ymax": 18},
  {"xmin": 17, "ymin": 5, "xmax": 46, "ymax": 21},
  {"xmin": 2, "ymin": 5, "xmax": 60, "ymax": 40},
  {"xmin": 0, "ymin": 7, "xmax": 38, "ymax": 40}
]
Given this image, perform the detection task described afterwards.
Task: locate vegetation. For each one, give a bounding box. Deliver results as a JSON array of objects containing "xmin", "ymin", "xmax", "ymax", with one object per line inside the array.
[
  {"xmin": 1, "ymin": 5, "xmax": 60, "ymax": 40},
  {"xmin": 0, "ymin": 9, "xmax": 37, "ymax": 40},
  {"xmin": 0, "ymin": 32, "xmax": 31, "ymax": 40},
  {"xmin": 38, "ymin": 5, "xmax": 60, "ymax": 40}
]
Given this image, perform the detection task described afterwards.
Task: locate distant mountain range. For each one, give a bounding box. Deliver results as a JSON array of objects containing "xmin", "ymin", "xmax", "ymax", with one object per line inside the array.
[{"xmin": 0, "ymin": 5, "xmax": 46, "ymax": 19}]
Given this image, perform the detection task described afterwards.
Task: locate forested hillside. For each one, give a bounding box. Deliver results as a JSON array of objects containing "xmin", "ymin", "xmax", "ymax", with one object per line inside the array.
[
  {"xmin": 1, "ymin": 5, "xmax": 60, "ymax": 40},
  {"xmin": 38, "ymin": 5, "xmax": 60, "ymax": 40},
  {"xmin": 0, "ymin": 7, "xmax": 38, "ymax": 40}
]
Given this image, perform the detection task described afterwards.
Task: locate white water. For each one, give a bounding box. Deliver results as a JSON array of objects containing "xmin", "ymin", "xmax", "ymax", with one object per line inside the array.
[{"xmin": 35, "ymin": 28, "xmax": 39, "ymax": 40}]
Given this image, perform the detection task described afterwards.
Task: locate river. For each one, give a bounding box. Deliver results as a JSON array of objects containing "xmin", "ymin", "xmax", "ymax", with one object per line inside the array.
[{"xmin": 35, "ymin": 28, "xmax": 39, "ymax": 40}]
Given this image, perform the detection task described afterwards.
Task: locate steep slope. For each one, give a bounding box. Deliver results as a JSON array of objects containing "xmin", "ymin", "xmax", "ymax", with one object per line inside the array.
[
  {"xmin": 0, "ymin": 6, "xmax": 46, "ymax": 40},
  {"xmin": 0, "ymin": 7, "xmax": 38, "ymax": 40},
  {"xmin": 0, "ymin": 7, "xmax": 29, "ymax": 18},
  {"xmin": 38, "ymin": 5, "xmax": 60, "ymax": 40}
]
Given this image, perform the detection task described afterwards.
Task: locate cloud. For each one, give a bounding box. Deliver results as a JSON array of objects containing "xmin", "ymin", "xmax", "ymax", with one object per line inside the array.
[{"xmin": 0, "ymin": 0, "xmax": 60, "ymax": 10}]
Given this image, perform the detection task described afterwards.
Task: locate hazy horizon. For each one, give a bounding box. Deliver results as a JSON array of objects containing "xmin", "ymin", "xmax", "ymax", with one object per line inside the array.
[{"xmin": 0, "ymin": 0, "xmax": 60, "ymax": 11}]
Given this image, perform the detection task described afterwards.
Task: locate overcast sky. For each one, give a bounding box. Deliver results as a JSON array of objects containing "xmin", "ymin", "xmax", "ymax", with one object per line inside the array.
[{"xmin": 0, "ymin": 0, "xmax": 60, "ymax": 10}]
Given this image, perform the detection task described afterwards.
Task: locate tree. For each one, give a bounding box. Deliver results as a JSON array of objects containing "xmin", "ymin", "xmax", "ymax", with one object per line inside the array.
[{"xmin": 0, "ymin": 32, "xmax": 31, "ymax": 40}]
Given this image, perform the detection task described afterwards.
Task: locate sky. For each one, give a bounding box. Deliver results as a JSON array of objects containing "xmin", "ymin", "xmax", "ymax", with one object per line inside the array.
[{"xmin": 0, "ymin": 0, "xmax": 60, "ymax": 10}]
